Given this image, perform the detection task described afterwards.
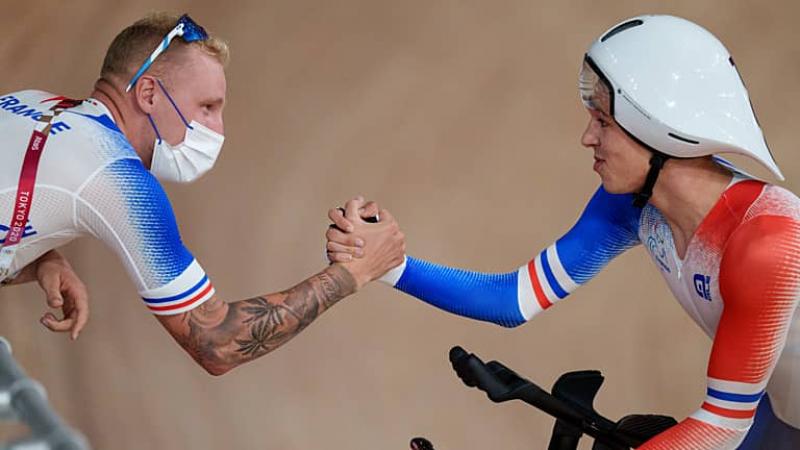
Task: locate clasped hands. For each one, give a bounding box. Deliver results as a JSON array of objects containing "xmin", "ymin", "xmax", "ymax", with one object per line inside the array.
[{"xmin": 325, "ymin": 196, "xmax": 405, "ymax": 290}]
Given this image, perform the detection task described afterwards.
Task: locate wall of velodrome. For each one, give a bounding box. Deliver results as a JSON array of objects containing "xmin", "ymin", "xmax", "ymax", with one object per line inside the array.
[{"xmin": 2, "ymin": 1, "xmax": 799, "ymax": 449}]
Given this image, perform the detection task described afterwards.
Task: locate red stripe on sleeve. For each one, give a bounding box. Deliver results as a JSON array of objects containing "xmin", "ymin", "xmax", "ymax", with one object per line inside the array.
[
  {"xmin": 528, "ymin": 260, "xmax": 552, "ymax": 310},
  {"xmin": 701, "ymin": 402, "xmax": 756, "ymax": 420},
  {"xmin": 148, "ymin": 282, "xmax": 214, "ymax": 312}
]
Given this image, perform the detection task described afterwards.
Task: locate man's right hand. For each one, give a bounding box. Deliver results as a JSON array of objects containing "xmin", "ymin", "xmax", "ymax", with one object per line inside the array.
[
  {"xmin": 326, "ymin": 196, "xmax": 405, "ymax": 290},
  {"xmin": 36, "ymin": 250, "xmax": 90, "ymax": 340}
]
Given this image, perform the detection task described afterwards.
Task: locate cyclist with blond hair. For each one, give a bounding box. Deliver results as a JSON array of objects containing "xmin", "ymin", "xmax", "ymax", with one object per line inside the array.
[{"xmin": 0, "ymin": 12, "xmax": 404, "ymax": 374}]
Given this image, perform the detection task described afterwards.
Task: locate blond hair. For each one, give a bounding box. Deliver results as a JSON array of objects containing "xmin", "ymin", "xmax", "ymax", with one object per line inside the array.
[{"xmin": 100, "ymin": 12, "xmax": 229, "ymax": 82}]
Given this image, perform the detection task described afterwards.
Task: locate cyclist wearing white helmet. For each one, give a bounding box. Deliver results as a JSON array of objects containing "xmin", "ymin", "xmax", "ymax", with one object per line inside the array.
[{"xmin": 329, "ymin": 15, "xmax": 800, "ymax": 448}]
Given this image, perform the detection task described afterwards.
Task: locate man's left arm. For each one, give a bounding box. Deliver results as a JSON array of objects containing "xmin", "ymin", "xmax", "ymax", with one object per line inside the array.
[{"xmin": 640, "ymin": 215, "xmax": 800, "ymax": 449}]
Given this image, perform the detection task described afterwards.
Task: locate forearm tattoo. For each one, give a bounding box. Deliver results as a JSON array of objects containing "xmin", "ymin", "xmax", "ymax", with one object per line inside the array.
[{"xmin": 168, "ymin": 265, "xmax": 356, "ymax": 374}]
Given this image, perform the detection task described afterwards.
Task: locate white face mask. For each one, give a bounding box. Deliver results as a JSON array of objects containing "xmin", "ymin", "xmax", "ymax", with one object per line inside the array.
[
  {"xmin": 150, "ymin": 121, "xmax": 224, "ymax": 183},
  {"xmin": 147, "ymin": 79, "xmax": 225, "ymax": 183}
]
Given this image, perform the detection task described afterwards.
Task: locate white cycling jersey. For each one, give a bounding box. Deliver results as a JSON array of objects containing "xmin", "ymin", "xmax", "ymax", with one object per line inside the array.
[{"xmin": 0, "ymin": 89, "xmax": 214, "ymax": 315}]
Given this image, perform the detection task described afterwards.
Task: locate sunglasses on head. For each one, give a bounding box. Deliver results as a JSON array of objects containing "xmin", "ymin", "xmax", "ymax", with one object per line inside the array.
[{"xmin": 126, "ymin": 14, "xmax": 209, "ymax": 92}]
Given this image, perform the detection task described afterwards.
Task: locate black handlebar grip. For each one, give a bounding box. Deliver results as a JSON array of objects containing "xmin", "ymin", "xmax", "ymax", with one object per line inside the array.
[
  {"xmin": 449, "ymin": 346, "xmax": 517, "ymax": 401},
  {"xmin": 449, "ymin": 346, "xmax": 480, "ymax": 387},
  {"xmin": 410, "ymin": 437, "xmax": 435, "ymax": 450},
  {"xmin": 449, "ymin": 346, "xmax": 468, "ymax": 363}
]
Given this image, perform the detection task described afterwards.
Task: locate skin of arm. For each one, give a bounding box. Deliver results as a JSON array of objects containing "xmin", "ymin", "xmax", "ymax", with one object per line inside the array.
[
  {"xmin": 157, "ymin": 264, "xmax": 356, "ymax": 376},
  {"xmin": 157, "ymin": 198, "xmax": 404, "ymax": 376}
]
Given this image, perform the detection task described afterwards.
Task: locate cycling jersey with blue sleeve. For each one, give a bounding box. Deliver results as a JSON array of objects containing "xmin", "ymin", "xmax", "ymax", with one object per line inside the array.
[
  {"xmin": 388, "ymin": 185, "xmax": 641, "ymax": 327},
  {"xmin": 383, "ymin": 174, "xmax": 800, "ymax": 448},
  {"xmin": 0, "ymin": 90, "xmax": 213, "ymax": 315}
]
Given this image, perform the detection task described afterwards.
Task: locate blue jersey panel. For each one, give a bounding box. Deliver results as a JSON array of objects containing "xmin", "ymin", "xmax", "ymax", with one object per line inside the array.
[
  {"xmin": 555, "ymin": 186, "xmax": 641, "ymax": 284},
  {"xmin": 395, "ymin": 257, "xmax": 523, "ymax": 327},
  {"xmin": 104, "ymin": 158, "xmax": 194, "ymax": 285}
]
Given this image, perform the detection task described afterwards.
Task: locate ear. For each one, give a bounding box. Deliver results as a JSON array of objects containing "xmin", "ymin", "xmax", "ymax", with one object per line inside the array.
[{"xmin": 133, "ymin": 75, "xmax": 158, "ymax": 114}]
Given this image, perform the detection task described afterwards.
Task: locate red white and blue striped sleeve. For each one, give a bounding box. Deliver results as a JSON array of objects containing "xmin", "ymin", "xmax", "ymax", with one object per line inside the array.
[
  {"xmin": 516, "ymin": 244, "xmax": 582, "ymax": 315},
  {"xmin": 639, "ymin": 215, "xmax": 800, "ymax": 448},
  {"xmin": 388, "ymin": 186, "xmax": 642, "ymax": 326},
  {"xmin": 138, "ymin": 259, "xmax": 216, "ymax": 315}
]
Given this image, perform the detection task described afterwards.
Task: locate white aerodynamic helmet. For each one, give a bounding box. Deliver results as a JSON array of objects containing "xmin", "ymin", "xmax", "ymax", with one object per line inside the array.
[{"xmin": 579, "ymin": 15, "xmax": 783, "ymax": 191}]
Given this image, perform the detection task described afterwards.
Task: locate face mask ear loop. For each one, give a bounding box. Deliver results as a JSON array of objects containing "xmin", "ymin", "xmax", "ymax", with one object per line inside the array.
[
  {"xmin": 147, "ymin": 114, "xmax": 163, "ymax": 144},
  {"xmin": 156, "ymin": 79, "xmax": 193, "ymax": 130}
]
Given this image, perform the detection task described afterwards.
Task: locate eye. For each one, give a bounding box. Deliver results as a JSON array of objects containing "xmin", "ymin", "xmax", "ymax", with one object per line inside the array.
[{"xmin": 597, "ymin": 117, "xmax": 610, "ymax": 128}]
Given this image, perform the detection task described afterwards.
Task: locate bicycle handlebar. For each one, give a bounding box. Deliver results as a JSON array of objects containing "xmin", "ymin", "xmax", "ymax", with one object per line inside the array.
[
  {"xmin": 449, "ymin": 346, "xmax": 673, "ymax": 449},
  {"xmin": 449, "ymin": 347, "xmax": 588, "ymax": 425}
]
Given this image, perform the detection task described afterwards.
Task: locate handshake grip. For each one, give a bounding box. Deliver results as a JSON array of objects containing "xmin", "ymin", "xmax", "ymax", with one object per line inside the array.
[
  {"xmin": 329, "ymin": 206, "xmax": 379, "ymax": 232},
  {"xmin": 326, "ymin": 206, "xmax": 406, "ymax": 286},
  {"xmin": 325, "ymin": 208, "xmax": 379, "ymax": 262}
]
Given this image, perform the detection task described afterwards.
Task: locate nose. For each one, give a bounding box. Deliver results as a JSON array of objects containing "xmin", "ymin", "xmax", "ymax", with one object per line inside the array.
[
  {"xmin": 581, "ymin": 117, "xmax": 599, "ymax": 149},
  {"xmin": 206, "ymin": 113, "xmax": 224, "ymax": 135}
]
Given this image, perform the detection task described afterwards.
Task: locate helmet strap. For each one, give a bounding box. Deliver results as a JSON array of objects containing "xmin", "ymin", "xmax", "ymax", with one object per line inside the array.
[{"xmin": 633, "ymin": 152, "xmax": 669, "ymax": 208}]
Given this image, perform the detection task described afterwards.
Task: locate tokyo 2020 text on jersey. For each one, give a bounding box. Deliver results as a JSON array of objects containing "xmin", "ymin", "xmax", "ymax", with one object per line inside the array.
[
  {"xmin": 0, "ymin": 90, "xmax": 214, "ymax": 315},
  {"xmin": 384, "ymin": 168, "xmax": 800, "ymax": 449}
]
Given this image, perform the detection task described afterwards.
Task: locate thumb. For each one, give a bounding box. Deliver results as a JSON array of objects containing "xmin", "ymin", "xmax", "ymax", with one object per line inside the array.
[
  {"xmin": 344, "ymin": 196, "xmax": 366, "ymax": 222},
  {"xmin": 39, "ymin": 271, "xmax": 64, "ymax": 308}
]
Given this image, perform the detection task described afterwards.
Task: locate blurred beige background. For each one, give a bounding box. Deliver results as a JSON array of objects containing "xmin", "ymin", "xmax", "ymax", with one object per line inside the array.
[{"xmin": 1, "ymin": 1, "xmax": 799, "ymax": 449}]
